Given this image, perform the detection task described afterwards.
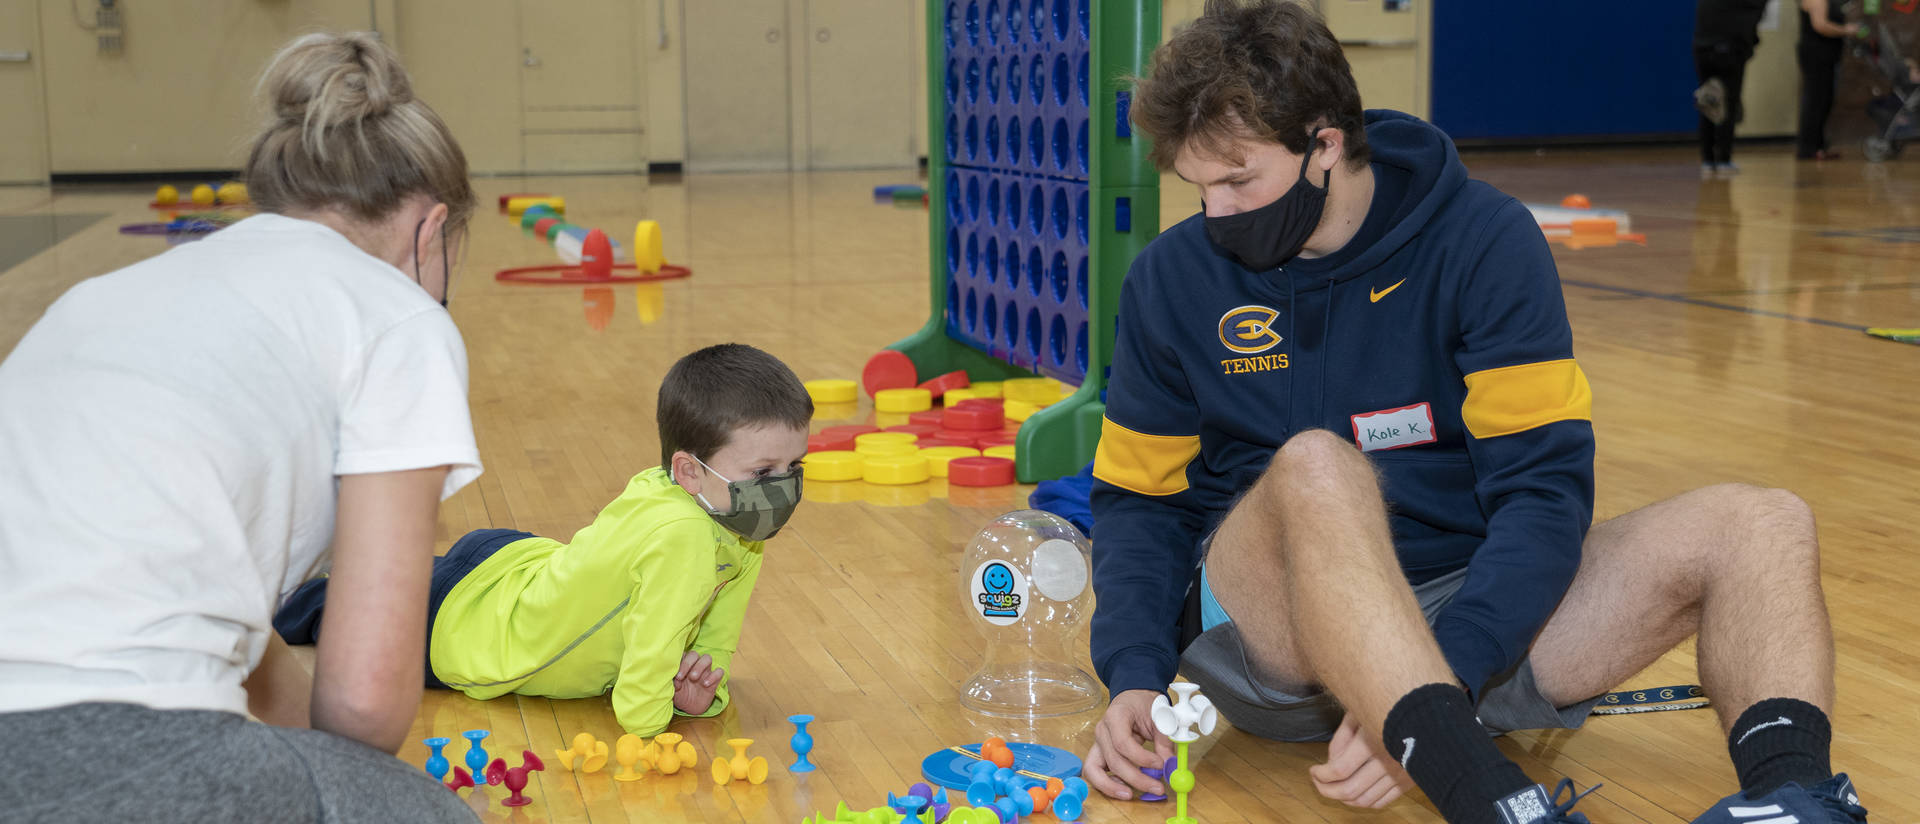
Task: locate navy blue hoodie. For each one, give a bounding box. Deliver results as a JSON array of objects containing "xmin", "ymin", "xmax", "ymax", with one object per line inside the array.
[{"xmin": 1090, "ymin": 110, "xmax": 1596, "ymax": 700}]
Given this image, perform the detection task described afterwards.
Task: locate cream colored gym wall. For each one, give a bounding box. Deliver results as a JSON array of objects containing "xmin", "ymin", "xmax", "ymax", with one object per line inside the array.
[
  {"xmin": 392, "ymin": 0, "xmax": 523, "ymax": 174},
  {"xmin": 517, "ymin": 0, "xmax": 645, "ymax": 173},
  {"xmin": 1741, "ymin": 13, "xmax": 1799, "ymax": 138},
  {"xmin": 645, "ymin": 0, "xmax": 683, "ymax": 166},
  {"xmin": 0, "ymin": 0, "xmax": 50, "ymax": 183},
  {"xmin": 36, "ymin": 0, "xmax": 378, "ymax": 173},
  {"xmin": 912, "ymin": 0, "xmax": 927, "ymax": 160},
  {"xmin": 802, "ymin": 0, "xmax": 915, "ymax": 169}
]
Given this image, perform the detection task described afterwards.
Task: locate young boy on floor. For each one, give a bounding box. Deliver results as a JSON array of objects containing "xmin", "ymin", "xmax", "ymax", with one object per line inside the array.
[{"xmin": 275, "ymin": 343, "xmax": 812, "ymax": 735}]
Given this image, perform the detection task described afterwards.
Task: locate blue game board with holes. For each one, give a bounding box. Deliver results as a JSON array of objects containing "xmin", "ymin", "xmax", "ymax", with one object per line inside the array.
[{"xmin": 940, "ymin": 0, "xmax": 1093, "ymax": 386}]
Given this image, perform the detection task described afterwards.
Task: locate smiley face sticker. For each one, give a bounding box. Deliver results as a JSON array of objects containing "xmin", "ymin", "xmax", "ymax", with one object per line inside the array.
[{"xmin": 971, "ymin": 560, "xmax": 1029, "ymax": 626}]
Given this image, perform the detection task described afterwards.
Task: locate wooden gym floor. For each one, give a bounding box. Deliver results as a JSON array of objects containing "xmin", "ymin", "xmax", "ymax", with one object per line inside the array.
[{"xmin": 0, "ymin": 145, "xmax": 1916, "ymax": 823}]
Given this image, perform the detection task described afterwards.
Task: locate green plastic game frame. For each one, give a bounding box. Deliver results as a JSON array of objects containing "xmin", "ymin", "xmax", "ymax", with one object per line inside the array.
[{"xmin": 889, "ymin": 0, "xmax": 1162, "ymax": 483}]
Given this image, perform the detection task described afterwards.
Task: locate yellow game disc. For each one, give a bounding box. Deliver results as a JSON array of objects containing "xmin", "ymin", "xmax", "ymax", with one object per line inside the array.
[
  {"xmin": 805, "ymin": 379, "xmax": 858, "ymax": 404},
  {"xmin": 1005, "ymin": 399, "xmax": 1039, "ymax": 422},
  {"xmin": 984, "ymin": 445, "xmax": 1018, "ymax": 460},
  {"xmin": 804, "ymin": 451, "xmax": 864, "ymax": 481},
  {"xmin": 1003, "ymin": 378, "xmax": 1054, "ymax": 404},
  {"xmin": 634, "ymin": 219, "xmax": 665, "ymax": 273},
  {"xmin": 863, "ymin": 453, "xmax": 930, "ymax": 485},
  {"xmin": 854, "ymin": 432, "xmax": 917, "ymax": 457},
  {"xmin": 968, "ymin": 381, "xmax": 1004, "ymax": 398},
  {"xmin": 874, "ymin": 387, "xmax": 933, "ymax": 413},
  {"xmin": 855, "ymin": 432, "xmax": 916, "ymax": 448},
  {"xmin": 942, "ymin": 388, "xmax": 980, "ymax": 405},
  {"xmin": 920, "ymin": 446, "xmax": 981, "ymax": 478},
  {"xmin": 855, "ymin": 440, "xmax": 917, "ymax": 457},
  {"xmin": 506, "ymin": 195, "xmax": 565, "ymax": 216}
]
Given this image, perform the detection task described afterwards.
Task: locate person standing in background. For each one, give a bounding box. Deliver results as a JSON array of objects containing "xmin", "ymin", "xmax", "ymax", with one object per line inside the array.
[
  {"xmin": 1798, "ymin": 0, "xmax": 1862, "ymax": 160},
  {"xmin": 1693, "ymin": 0, "xmax": 1770, "ymax": 176}
]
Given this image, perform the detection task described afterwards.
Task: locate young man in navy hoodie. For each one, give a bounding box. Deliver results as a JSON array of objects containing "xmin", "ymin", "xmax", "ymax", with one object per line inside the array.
[{"xmin": 1083, "ymin": 3, "xmax": 1866, "ymax": 824}]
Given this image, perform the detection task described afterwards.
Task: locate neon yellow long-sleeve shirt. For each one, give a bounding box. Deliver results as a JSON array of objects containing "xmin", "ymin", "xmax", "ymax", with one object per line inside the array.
[{"xmin": 428, "ymin": 467, "xmax": 763, "ymax": 736}]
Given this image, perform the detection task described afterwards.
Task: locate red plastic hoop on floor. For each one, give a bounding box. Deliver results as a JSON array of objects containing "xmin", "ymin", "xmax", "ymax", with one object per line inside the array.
[{"xmin": 494, "ymin": 263, "xmax": 692, "ymax": 285}]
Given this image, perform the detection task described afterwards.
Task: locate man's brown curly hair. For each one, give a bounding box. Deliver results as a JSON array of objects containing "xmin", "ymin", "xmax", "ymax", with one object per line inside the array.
[{"xmin": 1131, "ymin": 0, "xmax": 1370, "ymax": 171}]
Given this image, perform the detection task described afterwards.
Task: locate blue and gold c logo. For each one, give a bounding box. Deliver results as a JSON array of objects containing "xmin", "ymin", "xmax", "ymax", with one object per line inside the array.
[{"xmin": 1218, "ymin": 305, "xmax": 1283, "ymax": 354}]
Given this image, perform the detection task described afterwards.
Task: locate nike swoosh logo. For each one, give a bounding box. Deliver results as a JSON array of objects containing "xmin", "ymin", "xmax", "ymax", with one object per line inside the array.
[
  {"xmin": 1735, "ymin": 716, "xmax": 1791, "ymax": 745},
  {"xmin": 1370, "ymin": 279, "xmax": 1407, "ymax": 303},
  {"xmin": 1399, "ymin": 737, "xmax": 1415, "ymax": 769}
]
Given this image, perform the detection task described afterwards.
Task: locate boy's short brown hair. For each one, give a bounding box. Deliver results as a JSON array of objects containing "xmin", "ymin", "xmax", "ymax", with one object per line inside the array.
[
  {"xmin": 658, "ymin": 344, "xmax": 812, "ymax": 467},
  {"xmin": 1131, "ymin": 0, "xmax": 1370, "ymax": 170}
]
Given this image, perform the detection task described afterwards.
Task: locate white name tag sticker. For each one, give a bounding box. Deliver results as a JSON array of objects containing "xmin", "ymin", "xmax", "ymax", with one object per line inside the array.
[{"xmin": 1351, "ymin": 402, "xmax": 1438, "ymax": 453}]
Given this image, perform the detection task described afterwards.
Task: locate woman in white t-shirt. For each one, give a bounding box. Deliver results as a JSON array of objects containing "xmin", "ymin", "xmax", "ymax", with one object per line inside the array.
[{"xmin": 0, "ymin": 33, "xmax": 482, "ymax": 822}]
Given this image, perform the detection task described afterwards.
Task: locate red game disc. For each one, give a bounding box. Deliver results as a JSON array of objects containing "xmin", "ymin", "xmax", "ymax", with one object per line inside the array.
[
  {"xmin": 975, "ymin": 431, "xmax": 1018, "ymax": 448},
  {"xmin": 952, "ymin": 398, "xmax": 1004, "ymax": 411},
  {"xmin": 863, "ymin": 350, "xmax": 919, "ymax": 397},
  {"xmin": 820, "ymin": 424, "xmax": 881, "ymax": 439},
  {"xmin": 909, "ymin": 409, "xmax": 948, "ymax": 427},
  {"xmin": 917, "ymin": 370, "xmax": 971, "ymax": 398},
  {"xmin": 808, "ymin": 432, "xmax": 856, "ymax": 453},
  {"xmin": 918, "ymin": 436, "xmax": 980, "ymax": 449},
  {"xmin": 949, "ymin": 457, "xmax": 1016, "ymax": 486},
  {"xmin": 931, "ymin": 431, "xmax": 984, "ymax": 447},
  {"xmin": 944, "ymin": 405, "xmax": 1005, "ymax": 431},
  {"xmin": 884, "ymin": 424, "xmax": 943, "ymax": 439}
]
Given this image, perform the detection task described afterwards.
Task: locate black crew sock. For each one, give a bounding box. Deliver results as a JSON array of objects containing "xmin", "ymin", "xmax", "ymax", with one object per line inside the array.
[
  {"xmin": 1383, "ymin": 683, "xmax": 1540, "ymax": 824},
  {"xmin": 1728, "ymin": 698, "xmax": 1833, "ymax": 797}
]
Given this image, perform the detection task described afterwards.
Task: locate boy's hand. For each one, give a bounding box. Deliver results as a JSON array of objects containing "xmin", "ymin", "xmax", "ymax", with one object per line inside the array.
[{"xmin": 672, "ymin": 651, "xmax": 724, "ymax": 714}]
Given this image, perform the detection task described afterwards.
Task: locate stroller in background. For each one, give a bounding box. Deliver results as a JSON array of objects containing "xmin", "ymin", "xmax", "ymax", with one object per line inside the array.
[{"xmin": 1856, "ymin": 20, "xmax": 1920, "ymax": 161}]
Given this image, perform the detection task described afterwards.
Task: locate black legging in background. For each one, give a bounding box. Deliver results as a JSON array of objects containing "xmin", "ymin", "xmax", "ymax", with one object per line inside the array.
[
  {"xmin": 1696, "ymin": 44, "xmax": 1751, "ymax": 165},
  {"xmin": 1798, "ymin": 42, "xmax": 1843, "ymax": 157}
]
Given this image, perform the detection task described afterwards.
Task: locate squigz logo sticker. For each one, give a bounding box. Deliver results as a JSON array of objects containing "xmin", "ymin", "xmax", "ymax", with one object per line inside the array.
[{"xmin": 971, "ymin": 561, "xmax": 1030, "ymax": 626}]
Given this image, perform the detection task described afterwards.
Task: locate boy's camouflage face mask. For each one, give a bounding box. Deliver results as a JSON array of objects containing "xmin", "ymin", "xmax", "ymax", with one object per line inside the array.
[{"xmin": 691, "ymin": 456, "xmax": 804, "ymax": 542}]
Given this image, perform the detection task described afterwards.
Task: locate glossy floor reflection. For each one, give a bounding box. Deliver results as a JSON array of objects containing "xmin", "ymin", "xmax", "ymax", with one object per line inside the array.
[{"xmin": 0, "ymin": 146, "xmax": 1916, "ymax": 822}]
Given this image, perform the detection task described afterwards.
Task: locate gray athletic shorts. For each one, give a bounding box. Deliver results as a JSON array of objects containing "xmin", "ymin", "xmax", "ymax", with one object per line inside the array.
[
  {"xmin": 1181, "ymin": 546, "xmax": 1607, "ymax": 742},
  {"xmin": 0, "ymin": 702, "xmax": 478, "ymax": 823}
]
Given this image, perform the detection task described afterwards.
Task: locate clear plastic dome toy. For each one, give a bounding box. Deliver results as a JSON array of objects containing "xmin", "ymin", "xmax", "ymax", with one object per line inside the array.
[{"xmin": 958, "ymin": 509, "xmax": 1102, "ymax": 718}]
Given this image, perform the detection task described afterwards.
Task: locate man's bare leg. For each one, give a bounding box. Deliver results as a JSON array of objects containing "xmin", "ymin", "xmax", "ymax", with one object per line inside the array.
[
  {"xmin": 1207, "ymin": 431, "xmax": 1543, "ymax": 823},
  {"xmin": 1525, "ymin": 484, "xmax": 1837, "ymax": 797}
]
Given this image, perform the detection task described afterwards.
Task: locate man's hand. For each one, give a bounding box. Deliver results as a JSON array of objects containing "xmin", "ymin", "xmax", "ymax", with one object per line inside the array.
[
  {"xmin": 672, "ymin": 651, "xmax": 724, "ymax": 715},
  {"xmin": 1308, "ymin": 714, "xmax": 1413, "ymax": 809},
  {"xmin": 1085, "ymin": 689, "xmax": 1175, "ymax": 800}
]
